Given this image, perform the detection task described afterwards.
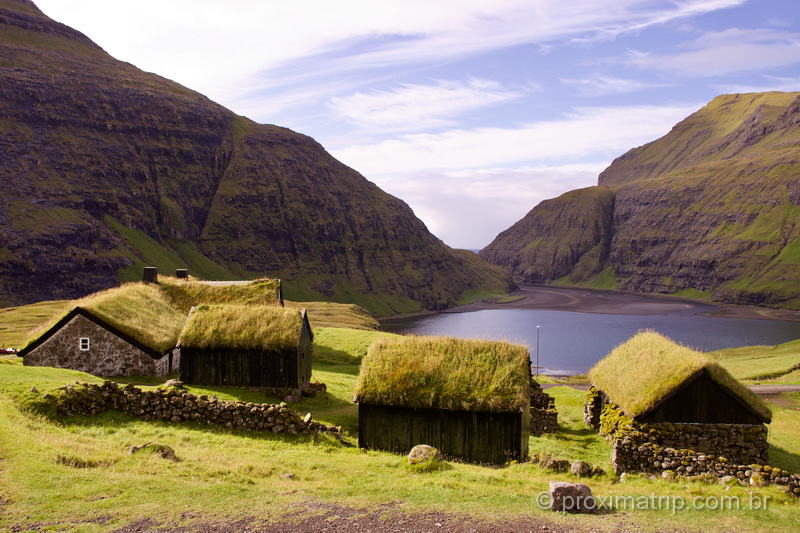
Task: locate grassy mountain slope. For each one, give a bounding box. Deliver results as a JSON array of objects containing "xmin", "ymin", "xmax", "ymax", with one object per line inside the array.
[
  {"xmin": 0, "ymin": 0, "xmax": 510, "ymax": 314},
  {"xmin": 482, "ymin": 92, "xmax": 800, "ymax": 309}
]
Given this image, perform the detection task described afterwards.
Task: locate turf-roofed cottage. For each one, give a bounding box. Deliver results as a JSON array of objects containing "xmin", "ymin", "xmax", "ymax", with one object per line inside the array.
[
  {"xmin": 585, "ymin": 331, "xmax": 772, "ymax": 471},
  {"xmin": 355, "ymin": 336, "xmax": 531, "ymax": 464},
  {"xmin": 18, "ymin": 283, "xmax": 184, "ymax": 377},
  {"xmin": 178, "ymin": 304, "xmax": 313, "ymax": 389}
]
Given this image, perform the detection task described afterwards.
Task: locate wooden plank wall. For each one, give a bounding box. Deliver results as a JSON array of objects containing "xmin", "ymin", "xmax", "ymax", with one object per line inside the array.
[{"xmin": 359, "ymin": 404, "xmax": 527, "ymax": 464}]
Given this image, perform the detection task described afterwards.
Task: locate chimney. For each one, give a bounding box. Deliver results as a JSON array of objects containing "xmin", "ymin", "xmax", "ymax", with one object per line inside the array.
[
  {"xmin": 175, "ymin": 268, "xmax": 189, "ymax": 279},
  {"xmin": 142, "ymin": 266, "xmax": 158, "ymax": 284}
]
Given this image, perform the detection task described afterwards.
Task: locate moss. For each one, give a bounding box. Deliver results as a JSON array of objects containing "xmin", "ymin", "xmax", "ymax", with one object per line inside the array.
[
  {"xmin": 589, "ymin": 331, "xmax": 772, "ymax": 422},
  {"xmin": 159, "ymin": 278, "xmax": 281, "ymax": 313},
  {"xmin": 599, "ymin": 403, "xmax": 635, "ymax": 439},
  {"xmin": 178, "ymin": 304, "xmax": 304, "ymax": 351},
  {"xmin": 355, "ymin": 336, "xmax": 530, "ymax": 413}
]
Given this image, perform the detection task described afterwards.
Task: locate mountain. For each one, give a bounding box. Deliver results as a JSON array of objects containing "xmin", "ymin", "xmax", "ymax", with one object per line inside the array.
[
  {"xmin": 0, "ymin": 0, "xmax": 511, "ymax": 315},
  {"xmin": 482, "ymin": 92, "xmax": 800, "ymax": 309}
]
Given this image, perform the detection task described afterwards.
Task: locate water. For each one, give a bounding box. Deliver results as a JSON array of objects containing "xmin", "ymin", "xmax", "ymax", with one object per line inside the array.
[{"xmin": 382, "ymin": 308, "xmax": 800, "ymax": 375}]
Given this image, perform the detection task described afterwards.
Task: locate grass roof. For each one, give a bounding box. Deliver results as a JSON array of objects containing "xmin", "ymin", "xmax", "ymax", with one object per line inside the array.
[
  {"xmin": 355, "ymin": 336, "xmax": 531, "ymax": 413},
  {"xmin": 588, "ymin": 331, "xmax": 772, "ymax": 422},
  {"xmin": 284, "ymin": 301, "xmax": 378, "ymax": 330},
  {"xmin": 22, "ymin": 283, "xmax": 186, "ymax": 353},
  {"xmin": 178, "ymin": 305, "xmax": 305, "ymax": 351},
  {"xmin": 158, "ymin": 278, "xmax": 281, "ymax": 313}
]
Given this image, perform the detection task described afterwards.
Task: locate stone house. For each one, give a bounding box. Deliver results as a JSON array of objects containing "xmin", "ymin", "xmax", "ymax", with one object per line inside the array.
[
  {"xmin": 585, "ymin": 331, "xmax": 772, "ymax": 473},
  {"xmin": 19, "ymin": 306, "xmax": 177, "ymax": 378}
]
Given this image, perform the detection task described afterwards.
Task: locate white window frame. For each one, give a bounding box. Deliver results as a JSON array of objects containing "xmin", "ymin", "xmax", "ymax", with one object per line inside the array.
[{"xmin": 79, "ymin": 337, "xmax": 90, "ymax": 351}]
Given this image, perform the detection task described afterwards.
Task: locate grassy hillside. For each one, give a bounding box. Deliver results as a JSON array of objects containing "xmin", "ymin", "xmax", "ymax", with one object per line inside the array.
[
  {"xmin": 712, "ymin": 339, "xmax": 800, "ymax": 384},
  {"xmin": 2, "ymin": 336, "xmax": 800, "ymax": 531}
]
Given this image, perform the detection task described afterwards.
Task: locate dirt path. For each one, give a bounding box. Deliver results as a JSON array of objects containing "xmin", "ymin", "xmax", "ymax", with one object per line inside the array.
[
  {"xmin": 108, "ymin": 502, "xmax": 589, "ymax": 533},
  {"xmin": 441, "ymin": 285, "xmax": 800, "ymax": 322}
]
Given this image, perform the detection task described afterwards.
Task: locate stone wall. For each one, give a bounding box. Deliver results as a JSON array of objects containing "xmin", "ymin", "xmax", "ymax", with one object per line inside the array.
[
  {"xmin": 530, "ymin": 380, "xmax": 558, "ymax": 436},
  {"xmin": 39, "ymin": 381, "xmax": 342, "ymax": 437},
  {"xmin": 612, "ymin": 439, "xmax": 800, "ymax": 496},
  {"xmin": 597, "ymin": 401, "xmax": 769, "ymax": 466},
  {"xmin": 24, "ymin": 314, "xmax": 170, "ymax": 377},
  {"xmin": 583, "ymin": 386, "xmax": 604, "ymax": 431}
]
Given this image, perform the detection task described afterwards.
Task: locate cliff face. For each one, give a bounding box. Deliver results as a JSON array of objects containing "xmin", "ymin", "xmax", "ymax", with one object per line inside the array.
[
  {"xmin": 482, "ymin": 92, "xmax": 800, "ymax": 308},
  {"xmin": 480, "ymin": 187, "xmax": 615, "ymax": 283},
  {"xmin": 0, "ymin": 0, "xmax": 511, "ymax": 314}
]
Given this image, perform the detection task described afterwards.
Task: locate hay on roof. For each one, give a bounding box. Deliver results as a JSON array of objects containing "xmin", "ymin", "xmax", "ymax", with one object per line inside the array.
[
  {"xmin": 158, "ymin": 278, "xmax": 281, "ymax": 312},
  {"xmin": 178, "ymin": 304, "xmax": 304, "ymax": 351},
  {"xmin": 21, "ymin": 283, "xmax": 185, "ymax": 353},
  {"xmin": 588, "ymin": 330, "xmax": 771, "ymax": 422},
  {"xmin": 355, "ymin": 336, "xmax": 531, "ymax": 413}
]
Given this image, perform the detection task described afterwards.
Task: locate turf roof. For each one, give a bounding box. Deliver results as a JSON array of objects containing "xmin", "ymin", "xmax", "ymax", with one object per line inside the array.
[
  {"xmin": 22, "ymin": 283, "xmax": 186, "ymax": 353},
  {"xmin": 355, "ymin": 336, "xmax": 531, "ymax": 413},
  {"xmin": 178, "ymin": 304, "xmax": 306, "ymax": 351},
  {"xmin": 158, "ymin": 278, "xmax": 281, "ymax": 313},
  {"xmin": 588, "ymin": 330, "xmax": 771, "ymax": 422}
]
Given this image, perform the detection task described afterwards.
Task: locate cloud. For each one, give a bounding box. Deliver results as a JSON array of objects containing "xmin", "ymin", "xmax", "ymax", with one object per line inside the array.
[
  {"xmin": 35, "ymin": 0, "xmax": 742, "ymax": 113},
  {"xmin": 330, "ymin": 104, "xmax": 699, "ymax": 247},
  {"xmin": 331, "ymin": 104, "xmax": 699, "ymax": 176},
  {"xmin": 627, "ymin": 28, "xmax": 800, "ymax": 76},
  {"xmin": 328, "ymin": 78, "xmax": 533, "ymax": 131},
  {"xmin": 715, "ymin": 75, "xmax": 800, "ymax": 94},
  {"xmin": 379, "ymin": 165, "xmax": 604, "ymax": 249},
  {"xmin": 559, "ymin": 74, "xmax": 672, "ymax": 96}
]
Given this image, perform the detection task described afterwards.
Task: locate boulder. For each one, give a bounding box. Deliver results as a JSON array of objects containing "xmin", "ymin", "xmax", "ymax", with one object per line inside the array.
[
  {"xmin": 408, "ymin": 444, "xmax": 442, "ymax": 465},
  {"xmin": 549, "ymin": 481, "xmax": 596, "ymax": 513},
  {"xmin": 570, "ymin": 460, "xmax": 592, "ymax": 477},
  {"xmin": 162, "ymin": 379, "xmax": 185, "ymax": 389},
  {"xmin": 540, "ymin": 456, "xmax": 570, "ymax": 473}
]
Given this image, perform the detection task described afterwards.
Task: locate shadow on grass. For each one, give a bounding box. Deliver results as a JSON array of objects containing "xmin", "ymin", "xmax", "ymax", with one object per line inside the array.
[
  {"xmin": 769, "ymin": 445, "xmax": 800, "ymax": 473},
  {"xmin": 54, "ymin": 409, "xmax": 354, "ymax": 447},
  {"xmin": 556, "ymin": 426, "xmax": 597, "ymax": 437}
]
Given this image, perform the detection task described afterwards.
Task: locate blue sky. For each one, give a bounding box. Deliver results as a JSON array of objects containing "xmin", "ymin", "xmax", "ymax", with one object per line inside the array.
[{"xmin": 36, "ymin": 0, "xmax": 800, "ymax": 249}]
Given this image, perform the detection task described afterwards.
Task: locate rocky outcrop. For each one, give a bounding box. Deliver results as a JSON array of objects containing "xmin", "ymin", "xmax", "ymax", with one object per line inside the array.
[
  {"xmin": 0, "ymin": 0, "xmax": 510, "ymax": 313},
  {"xmin": 483, "ymin": 92, "xmax": 800, "ymax": 308}
]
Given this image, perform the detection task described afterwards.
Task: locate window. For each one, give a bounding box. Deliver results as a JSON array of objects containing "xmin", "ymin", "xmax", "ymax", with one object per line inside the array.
[{"xmin": 79, "ymin": 338, "xmax": 90, "ymax": 351}]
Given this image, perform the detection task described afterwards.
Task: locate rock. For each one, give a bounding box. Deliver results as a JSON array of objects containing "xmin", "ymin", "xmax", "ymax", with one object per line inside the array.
[
  {"xmin": 163, "ymin": 379, "xmax": 185, "ymax": 389},
  {"xmin": 303, "ymin": 412, "xmax": 312, "ymax": 423},
  {"xmin": 280, "ymin": 473, "xmax": 296, "ymax": 480},
  {"xmin": 408, "ymin": 445, "xmax": 442, "ymax": 465},
  {"xmin": 129, "ymin": 442, "xmax": 179, "ymax": 462},
  {"xmin": 540, "ymin": 456, "xmax": 570, "ymax": 473},
  {"xmin": 661, "ymin": 470, "xmax": 676, "ymax": 480},
  {"xmin": 750, "ymin": 472, "xmax": 766, "ymax": 487},
  {"xmin": 570, "ymin": 460, "xmax": 592, "ymax": 477},
  {"xmin": 549, "ymin": 481, "xmax": 596, "ymax": 513}
]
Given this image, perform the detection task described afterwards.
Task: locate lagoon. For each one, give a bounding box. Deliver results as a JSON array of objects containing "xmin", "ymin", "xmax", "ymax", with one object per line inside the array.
[{"xmin": 381, "ymin": 291, "xmax": 800, "ymax": 375}]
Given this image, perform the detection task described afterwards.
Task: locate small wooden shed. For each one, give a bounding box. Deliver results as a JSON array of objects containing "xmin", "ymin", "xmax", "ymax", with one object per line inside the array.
[
  {"xmin": 355, "ymin": 336, "xmax": 531, "ymax": 464},
  {"xmin": 178, "ymin": 304, "xmax": 313, "ymax": 388},
  {"xmin": 18, "ymin": 283, "xmax": 184, "ymax": 377},
  {"xmin": 587, "ymin": 331, "xmax": 772, "ymax": 425}
]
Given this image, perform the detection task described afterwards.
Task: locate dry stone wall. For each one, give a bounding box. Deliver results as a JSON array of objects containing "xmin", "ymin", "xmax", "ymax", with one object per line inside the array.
[
  {"xmin": 40, "ymin": 381, "xmax": 341, "ymax": 437},
  {"xmin": 612, "ymin": 439, "xmax": 800, "ymax": 496},
  {"xmin": 530, "ymin": 380, "xmax": 558, "ymax": 436}
]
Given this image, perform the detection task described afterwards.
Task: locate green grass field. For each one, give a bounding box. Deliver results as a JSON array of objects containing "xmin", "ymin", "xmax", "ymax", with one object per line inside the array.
[
  {"xmin": 2, "ymin": 332, "xmax": 800, "ymax": 532},
  {"xmin": 712, "ymin": 339, "xmax": 800, "ymax": 384}
]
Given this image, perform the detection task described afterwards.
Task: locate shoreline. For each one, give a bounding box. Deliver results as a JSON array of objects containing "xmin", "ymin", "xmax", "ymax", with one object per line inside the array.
[
  {"xmin": 436, "ymin": 284, "xmax": 800, "ymax": 322},
  {"xmin": 379, "ymin": 285, "xmax": 800, "ymax": 331}
]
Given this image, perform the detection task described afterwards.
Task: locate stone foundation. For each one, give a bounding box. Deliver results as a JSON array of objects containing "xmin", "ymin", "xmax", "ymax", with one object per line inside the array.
[
  {"xmin": 583, "ymin": 386, "xmax": 604, "ymax": 431},
  {"xmin": 530, "ymin": 380, "xmax": 558, "ymax": 436},
  {"xmin": 612, "ymin": 439, "xmax": 800, "ymax": 496},
  {"xmin": 37, "ymin": 381, "xmax": 342, "ymax": 437}
]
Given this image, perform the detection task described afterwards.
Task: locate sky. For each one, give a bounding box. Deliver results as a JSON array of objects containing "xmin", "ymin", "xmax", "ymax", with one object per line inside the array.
[{"xmin": 35, "ymin": 0, "xmax": 800, "ymax": 249}]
